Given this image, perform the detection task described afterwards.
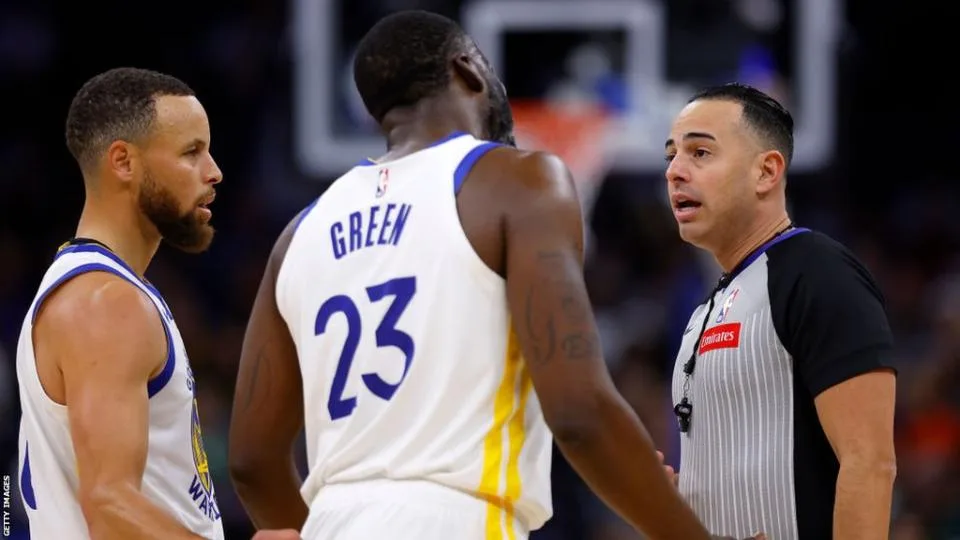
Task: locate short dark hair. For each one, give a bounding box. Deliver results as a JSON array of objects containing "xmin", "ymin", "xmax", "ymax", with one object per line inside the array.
[
  {"xmin": 353, "ymin": 10, "xmax": 469, "ymax": 123},
  {"xmin": 689, "ymin": 83, "xmax": 794, "ymax": 165},
  {"xmin": 65, "ymin": 67, "xmax": 194, "ymax": 171}
]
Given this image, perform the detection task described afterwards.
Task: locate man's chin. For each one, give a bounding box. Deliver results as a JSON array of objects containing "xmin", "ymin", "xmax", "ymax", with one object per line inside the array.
[
  {"xmin": 163, "ymin": 225, "xmax": 215, "ymax": 254},
  {"xmin": 676, "ymin": 221, "xmax": 710, "ymax": 248}
]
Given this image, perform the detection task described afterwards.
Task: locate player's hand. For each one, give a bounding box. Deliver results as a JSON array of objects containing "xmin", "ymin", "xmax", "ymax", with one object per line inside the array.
[
  {"xmin": 252, "ymin": 529, "xmax": 301, "ymax": 540},
  {"xmin": 656, "ymin": 450, "xmax": 678, "ymax": 488}
]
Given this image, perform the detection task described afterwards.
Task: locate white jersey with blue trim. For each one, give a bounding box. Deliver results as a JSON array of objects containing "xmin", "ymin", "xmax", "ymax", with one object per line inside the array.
[
  {"xmin": 276, "ymin": 132, "xmax": 553, "ymax": 533},
  {"xmin": 15, "ymin": 243, "xmax": 224, "ymax": 540}
]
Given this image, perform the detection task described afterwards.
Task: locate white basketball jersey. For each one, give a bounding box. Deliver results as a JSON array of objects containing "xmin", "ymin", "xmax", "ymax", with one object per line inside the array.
[
  {"xmin": 16, "ymin": 243, "xmax": 224, "ymax": 540},
  {"xmin": 276, "ymin": 132, "xmax": 553, "ymax": 531}
]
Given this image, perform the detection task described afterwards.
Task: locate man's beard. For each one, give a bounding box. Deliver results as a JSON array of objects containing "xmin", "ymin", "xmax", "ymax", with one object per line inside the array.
[
  {"xmin": 485, "ymin": 79, "xmax": 516, "ymax": 146},
  {"xmin": 139, "ymin": 170, "xmax": 214, "ymax": 254}
]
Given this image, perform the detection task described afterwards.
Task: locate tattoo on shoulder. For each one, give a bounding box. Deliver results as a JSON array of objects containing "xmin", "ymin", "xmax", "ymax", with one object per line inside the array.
[
  {"xmin": 524, "ymin": 287, "xmax": 556, "ymax": 366},
  {"xmin": 523, "ymin": 251, "xmax": 601, "ymax": 368}
]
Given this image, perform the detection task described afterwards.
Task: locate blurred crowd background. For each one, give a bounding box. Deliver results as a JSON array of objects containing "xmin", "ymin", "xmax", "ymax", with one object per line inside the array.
[{"xmin": 1, "ymin": 0, "xmax": 957, "ymax": 538}]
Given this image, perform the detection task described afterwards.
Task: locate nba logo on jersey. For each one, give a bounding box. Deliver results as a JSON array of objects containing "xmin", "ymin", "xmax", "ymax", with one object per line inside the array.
[
  {"xmin": 375, "ymin": 168, "xmax": 390, "ymax": 197},
  {"xmin": 716, "ymin": 287, "xmax": 740, "ymax": 323}
]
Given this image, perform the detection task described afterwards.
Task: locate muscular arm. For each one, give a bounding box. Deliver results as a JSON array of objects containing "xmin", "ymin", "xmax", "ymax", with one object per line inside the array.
[
  {"xmin": 817, "ymin": 371, "xmax": 897, "ymax": 540},
  {"xmin": 229, "ymin": 216, "xmax": 308, "ymax": 529},
  {"xmin": 500, "ymin": 152, "xmax": 711, "ymax": 540},
  {"xmin": 36, "ymin": 273, "xmax": 203, "ymax": 540}
]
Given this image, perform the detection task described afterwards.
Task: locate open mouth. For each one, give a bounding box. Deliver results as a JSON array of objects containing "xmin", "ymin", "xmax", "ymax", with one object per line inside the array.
[
  {"xmin": 672, "ymin": 194, "xmax": 702, "ymax": 211},
  {"xmin": 197, "ymin": 192, "xmax": 216, "ymax": 210},
  {"xmin": 671, "ymin": 194, "xmax": 702, "ymax": 221},
  {"xmin": 196, "ymin": 192, "xmax": 215, "ymax": 221}
]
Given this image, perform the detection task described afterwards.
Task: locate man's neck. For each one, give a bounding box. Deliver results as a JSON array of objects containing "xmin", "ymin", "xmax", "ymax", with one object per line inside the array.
[
  {"xmin": 378, "ymin": 98, "xmax": 480, "ymax": 161},
  {"xmin": 716, "ymin": 214, "xmax": 793, "ymax": 273},
  {"xmin": 74, "ymin": 196, "xmax": 160, "ymax": 276}
]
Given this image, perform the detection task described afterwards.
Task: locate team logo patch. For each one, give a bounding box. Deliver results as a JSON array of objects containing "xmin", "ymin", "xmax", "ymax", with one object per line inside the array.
[
  {"xmin": 698, "ymin": 322, "xmax": 742, "ymax": 354},
  {"xmin": 186, "ymin": 368, "xmax": 221, "ymax": 521},
  {"xmin": 191, "ymin": 400, "xmax": 213, "ymax": 496},
  {"xmin": 715, "ymin": 287, "xmax": 741, "ymax": 323},
  {"xmin": 376, "ymin": 168, "xmax": 390, "ymax": 198}
]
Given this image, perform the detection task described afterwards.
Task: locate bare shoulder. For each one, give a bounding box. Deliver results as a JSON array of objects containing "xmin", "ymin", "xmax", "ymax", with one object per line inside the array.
[
  {"xmin": 455, "ymin": 147, "xmax": 583, "ymax": 276},
  {"xmin": 473, "ymin": 147, "xmax": 578, "ymax": 201},
  {"xmin": 39, "ymin": 272, "xmax": 160, "ymax": 338},
  {"xmin": 483, "ymin": 148, "xmax": 582, "ymax": 239},
  {"xmin": 36, "ymin": 271, "xmax": 166, "ymax": 373},
  {"xmin": 267, "ymin": 207, "xmax": 313, "ymax": 277}
]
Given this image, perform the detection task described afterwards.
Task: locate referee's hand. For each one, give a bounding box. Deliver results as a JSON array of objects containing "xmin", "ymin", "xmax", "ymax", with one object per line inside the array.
[
  {"xmin": 657, "ymin": 452, "xmax": 765, "ymax": 539},
  {"xmin": 656, "ymin": 451, "xmax": 678, "ymax": 488}
]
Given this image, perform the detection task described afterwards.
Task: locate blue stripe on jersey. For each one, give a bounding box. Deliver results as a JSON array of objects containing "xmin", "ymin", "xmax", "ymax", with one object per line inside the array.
[
  {"xmin": 727, "ymin": 227, "xmax": 811, "ymax": 282},
  {"xmin": 21, "ymin": 442, "xmax": 36, "ymax": 510},
  {"xmin": 31, "ymin": 262, "xmax": 177, "ymax": 399},
  {"xmin": 356, "ymin": 131, "xmax": 470, "ymax": 167},
  {"xmin": 293, "ymin": 197, "xmax": 321, "ymax": 235},
  {"xmin": 453, "ymin": 142, "xmax": 502, "ymax": 194},
  {"xmin": 55, "ymin": 244, "xmax": 173, "ymax": 320}
]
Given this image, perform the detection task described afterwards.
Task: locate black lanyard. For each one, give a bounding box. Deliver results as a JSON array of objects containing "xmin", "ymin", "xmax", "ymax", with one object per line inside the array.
[
  {"xmin": 674, "ymin": 275, "xmax": 728, "ymax": 433},
  {"xmin": 674, "ymin": 224, "xmax": 799, "ymax": 434}
]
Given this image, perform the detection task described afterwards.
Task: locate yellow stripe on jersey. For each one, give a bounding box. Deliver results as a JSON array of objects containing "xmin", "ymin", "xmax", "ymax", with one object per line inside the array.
[
  {"xmin": 478, "ymin": 327, "xmax": 530, "ymax": 539},
  {"xmin": 504, "ymin": 365, "xmax": 532, "ymax": 539}
]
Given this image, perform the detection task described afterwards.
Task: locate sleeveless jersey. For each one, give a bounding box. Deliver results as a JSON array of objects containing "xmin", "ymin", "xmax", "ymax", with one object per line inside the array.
[
  {"xmin": 276, "ymin": 132, "xmax": 553, "ymax": 532},
  {"xmin": 16, "ymin": 243, "xmax": 224, "ymax": 540}
]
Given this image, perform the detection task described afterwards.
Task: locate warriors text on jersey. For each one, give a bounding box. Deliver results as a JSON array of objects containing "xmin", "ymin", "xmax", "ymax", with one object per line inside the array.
[
  {"xmin": 16, "ymin": 242, "xmax": 224, "ymax": 540},
  {"xmin": 276, "ymin": 132, "xmax": 553, "ymax": 536}
]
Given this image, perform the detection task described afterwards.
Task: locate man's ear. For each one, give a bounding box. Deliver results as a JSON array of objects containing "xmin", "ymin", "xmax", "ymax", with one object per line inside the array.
[
  {"xmin": 756, "ymin": 149, "xmax": 786, "ymax": 196},
  {"xmin": 106, "ymin": 140, "xmax": 138, "ymax": 184},
  {"xmin": 452, "ymin": 54, "xmax": 485, "ymax": 94}
]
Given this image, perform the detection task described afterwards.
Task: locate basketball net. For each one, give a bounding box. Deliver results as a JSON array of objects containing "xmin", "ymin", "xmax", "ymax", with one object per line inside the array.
[{"xmin": 510, "ymin": 99, "xmax": 613, "ymax": 214}]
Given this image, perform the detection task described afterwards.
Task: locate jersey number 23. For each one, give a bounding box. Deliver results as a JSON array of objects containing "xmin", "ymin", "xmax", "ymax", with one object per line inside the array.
[{"xmin": 315, "ymin": 276, "xmax": 416, "ymax": 420}]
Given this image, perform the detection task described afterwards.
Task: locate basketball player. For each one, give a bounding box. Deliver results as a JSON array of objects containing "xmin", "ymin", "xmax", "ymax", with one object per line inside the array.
[
  {"xmin": 228, "ymin": 10, "xmax": 761, "ymax": 540},
  {"xmin": 16, "ymin": 68, "xmax": 225, "ymax": 539}
]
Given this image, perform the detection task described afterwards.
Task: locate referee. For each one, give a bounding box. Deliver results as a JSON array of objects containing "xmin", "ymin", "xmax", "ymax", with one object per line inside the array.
[{"xmin": 662, "ymin": 83, "xmax": 897, "ymax": 540}]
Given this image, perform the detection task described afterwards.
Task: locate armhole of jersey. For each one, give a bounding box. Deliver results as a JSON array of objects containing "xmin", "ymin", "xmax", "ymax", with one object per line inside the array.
[
  {"xmin": 453, "ymin": 142, "xmax": 502, "ymax": 194},
  {"xmin": 444, "ymin": 141, "xmax": 510, "ymax": 288},
  {"xmin": 292, "ymin": 197, "xmax": 321, "ymax": 235},
  {"xmin": 276, "ymin": 200, "xmax": 321, "ymax": 319},
  {"xmin": 30, "ymin": 262, "xmax": 176, "ymax": 399},
  {"xmin": 55, "ymin": 244, "xmax": 175, "ymax": 319},
  {"xmin": 21, "ymin": 442, "xmax": 37, "ymax": 510}
]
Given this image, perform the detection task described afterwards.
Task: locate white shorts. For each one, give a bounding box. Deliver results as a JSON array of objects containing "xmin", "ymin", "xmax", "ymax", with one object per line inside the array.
[{"xmin": 300, "ymin": 479, "xmax": 529, "ymax": 540}]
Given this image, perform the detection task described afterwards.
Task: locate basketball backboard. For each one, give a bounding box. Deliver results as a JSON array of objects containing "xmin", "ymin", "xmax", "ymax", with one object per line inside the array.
[{"xmin": 292, "ymin": 0, "xmax": 841, "ymax": 178}]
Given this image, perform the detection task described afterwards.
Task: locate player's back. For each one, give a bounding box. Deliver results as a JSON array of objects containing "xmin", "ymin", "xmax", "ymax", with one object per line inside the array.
[
  {"xmin": 16, "ymin": 242, "xmax": 224, "ymax": 539},
  {"xmin": 276, "ymin": 132, "xmax": 552, "ymax": 535}
]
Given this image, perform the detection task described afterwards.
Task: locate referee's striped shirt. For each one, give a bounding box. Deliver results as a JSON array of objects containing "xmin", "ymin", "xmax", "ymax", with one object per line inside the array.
[{"xmin": 671, "ymin": 228, "xmax": 895, "ymax": 539}]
